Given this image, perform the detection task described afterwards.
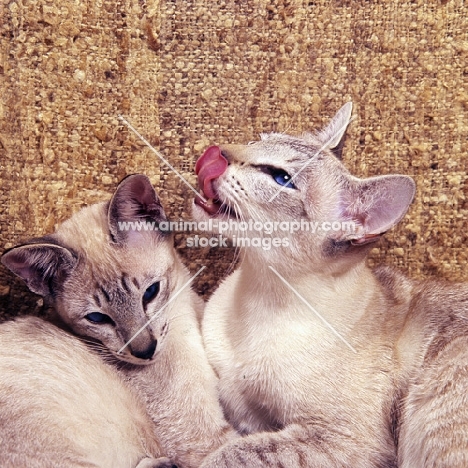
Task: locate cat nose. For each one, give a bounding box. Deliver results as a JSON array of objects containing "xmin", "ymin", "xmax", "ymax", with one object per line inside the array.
[{"xmin": 131, "ymin": 340, "xmax": 157, "ymax": 360}]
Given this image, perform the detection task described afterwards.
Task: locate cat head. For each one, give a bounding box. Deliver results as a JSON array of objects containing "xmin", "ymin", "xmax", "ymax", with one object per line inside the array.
[
  {"xmin": 2, "ymin": 174, "xmax": 180, "ymax": 365},
  {"xmin": 193, "ymin": 103, "xmax": 415, "ymax": 276}
]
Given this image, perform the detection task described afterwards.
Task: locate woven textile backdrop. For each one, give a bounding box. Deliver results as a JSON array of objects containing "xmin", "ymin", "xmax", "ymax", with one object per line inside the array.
[{"xmin": 0, "ymin": 0, "xmax": 467, "ymax": 319}]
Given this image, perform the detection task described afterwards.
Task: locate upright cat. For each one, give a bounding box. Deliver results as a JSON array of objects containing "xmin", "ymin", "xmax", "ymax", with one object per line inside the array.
[
  {"xmin": 0, "ymin": 315, "xmax": 173, "ymax": 468},
  {"xmin": 192, "ymin": 102, "xmax": 468, "ymax": 467},
  {"xmin": 2, "ymin": 174, "xmax": 236, "ymax": 468}
]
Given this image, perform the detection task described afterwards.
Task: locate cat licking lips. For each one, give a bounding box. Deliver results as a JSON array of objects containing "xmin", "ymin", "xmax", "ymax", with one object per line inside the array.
[{"xmin": 195, "ymin": 145, "xmax": 228, "ymax": 215}]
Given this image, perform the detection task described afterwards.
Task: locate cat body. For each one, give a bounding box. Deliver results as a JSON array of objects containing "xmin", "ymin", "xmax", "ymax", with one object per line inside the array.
[
  {"xmin": 192, "ymin": 103, "xmax": 468, "ymax": 467},
  {"xmin": 0, "ymin": 315, "xmax": 170, "ymax": 468},
  {"xmin": 2, "ymin": 175, "xmax": 236, "ymax": 468},
  {"xmin": 394, "ymin": 274, "xmax": 468, "ymax": 468}
]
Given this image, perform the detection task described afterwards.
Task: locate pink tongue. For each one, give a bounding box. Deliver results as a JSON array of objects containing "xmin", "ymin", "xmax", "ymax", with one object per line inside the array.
[{"xmin": 195, "ymin": 146, "xmax": 228, "ymax": 199}]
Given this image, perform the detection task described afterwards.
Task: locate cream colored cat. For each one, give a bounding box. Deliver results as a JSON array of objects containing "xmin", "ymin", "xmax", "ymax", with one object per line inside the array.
[
  {"xmin": 2, "ymin": 174, "xmax": 236, "ymax": 468},
  {"xmin": 0, "ymin": 316, "xmax": 172, "ymax": 468},
  {"xmin": 192, "ymin": 103, "xmax": 468, "ymax": 467}
]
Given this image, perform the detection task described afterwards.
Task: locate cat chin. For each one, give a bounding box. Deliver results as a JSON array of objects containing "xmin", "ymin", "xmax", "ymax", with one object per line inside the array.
[
  {"xmin": 111, "ymin": 352, "xmax": 157, "ymax": 366},
  {"xmin": 193, "ymin": 193, "xmax": 239, "ymax": 220},
  {"xmin": 192, "ymin": 198, "xmax": 211, "ymax": 220},
  {"xmin": 194, "ymin": 193, "xmax": 222, "ymax": 216},
  {"xmin": 192, "ymin": 199, "xmax": 220, "ymax": 221}
]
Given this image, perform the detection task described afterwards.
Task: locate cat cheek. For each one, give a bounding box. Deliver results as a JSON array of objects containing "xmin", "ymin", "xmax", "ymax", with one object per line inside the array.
[{"xmin": 303, "ymin": 194, "xmax": 328, "ymax": 221}]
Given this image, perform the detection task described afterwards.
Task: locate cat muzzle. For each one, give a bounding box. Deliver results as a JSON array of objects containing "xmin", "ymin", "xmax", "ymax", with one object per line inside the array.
[{"xmin": 130, "ymin": 340, "xmax": 157, "ymax": 360}]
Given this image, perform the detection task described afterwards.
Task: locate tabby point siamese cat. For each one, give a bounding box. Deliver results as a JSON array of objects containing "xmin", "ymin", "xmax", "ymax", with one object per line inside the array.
[
  {"xmin": 192, "ymin": 102, "xmax": 468, "ymax": 467},
  {"xmin": 0, "ymin": 316, "xmax": 173, "ymax": 468},
  {"xmin": 2, "ymin": 174, "xmax": 236, "ymax": 468}
]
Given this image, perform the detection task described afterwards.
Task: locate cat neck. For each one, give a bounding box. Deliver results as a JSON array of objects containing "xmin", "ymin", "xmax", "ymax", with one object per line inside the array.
[{"xmin": 237, "ymin": 251, "xmax": 380, "ymax": 330}]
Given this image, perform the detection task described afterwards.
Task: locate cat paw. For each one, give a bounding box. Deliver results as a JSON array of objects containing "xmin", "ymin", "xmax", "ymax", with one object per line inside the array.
[
  {"xmin": 199, "ymin": 436, "xmax": 293, "ymax": 468},
  {"xmin": 199, "ymin": 443, "xmax": 258, "ymax": 468},
  {"xmin": 136, "ymin": 457, "xmax": 178, "ymax": 468}
]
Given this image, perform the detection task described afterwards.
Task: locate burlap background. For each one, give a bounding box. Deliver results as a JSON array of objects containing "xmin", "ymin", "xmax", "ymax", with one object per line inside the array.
[{"xmin": 0, "ymin": 0, "xmax": 467, "ymax": 320}]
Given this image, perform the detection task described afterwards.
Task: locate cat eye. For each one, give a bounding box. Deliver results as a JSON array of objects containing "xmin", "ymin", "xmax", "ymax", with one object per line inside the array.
[
  {"xmin": 271, "ymin": 169, "xmax": 296, "ymax": 189},
  {"xmin": 143, "ymin": 282, "xmax": 160, "ymax": 304},
  {"xmin": 85, "ymin": 312, "xmax": 115, "ymax": 325},
  {"xmin": 272, "ymin": 171, "xmax": 296, "ymax": 189},
  {"xmin": 257, "ymin": 165, "xmax": 297, "ymax": 189}
]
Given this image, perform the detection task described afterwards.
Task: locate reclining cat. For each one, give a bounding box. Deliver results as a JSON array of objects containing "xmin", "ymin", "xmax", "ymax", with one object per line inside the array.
[
  {"xmin": 0, "ymin": 314, "xmax": 174, "ymax": 468},
  {"xmin": 2, "ymin": 174, "xmax": 236, "ymax": 468}
]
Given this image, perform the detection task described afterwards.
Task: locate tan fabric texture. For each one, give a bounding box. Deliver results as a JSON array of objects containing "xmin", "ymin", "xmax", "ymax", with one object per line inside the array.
[{"xmin": 0, "ymin": 0, "xmax": 467, "ymax": 319}]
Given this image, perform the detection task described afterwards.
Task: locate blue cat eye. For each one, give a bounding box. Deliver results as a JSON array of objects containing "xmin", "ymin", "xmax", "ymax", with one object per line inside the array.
[
  {"xmin": 85, "ymin": 312, "xmax": 113, "ymax": 325},
  {"xmin": 272, "ymin": 170, "xmax": 296, "ymax": 189},
  {"xmin": 143, "ymin": 282, "xmax": 160, "ymax": 303}
]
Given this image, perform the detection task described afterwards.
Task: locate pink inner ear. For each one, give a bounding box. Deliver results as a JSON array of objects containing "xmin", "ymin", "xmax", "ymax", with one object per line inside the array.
[
  {"xmin": 7, "ymin": 259, "xmax": 35, "ymax": 282},
  {"xmin": 129, "ymin": 176, "xmax": 158, "ymax": 209},
  {"xmin": 118, "ymin": 180, "xmax": 157, "ymax": 220},
  {"xmin": 109, "ymin": 175, "xmax": 167, "ymax": 245},
  {"xmin": 2, "ymin": 243, "xmax": 77, "ymax": 296},
  {"xmin": 350, "ymin": 233, "xmax": 382, "ymax": 246},
  {"xmin": 2, "ymin": 248, "xmax": 43, "ymax": 282},
  {"xmin": 344, "ymin": 175, "xmax": 415, "ymax": 239}
]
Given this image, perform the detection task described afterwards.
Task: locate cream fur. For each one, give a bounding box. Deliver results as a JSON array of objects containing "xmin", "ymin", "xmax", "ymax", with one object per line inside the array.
[
  {"xmin": 2, "ymin": 175, "xmax": 237, "ymax": 468},
  {"xmin": 192, "ymin": 104, "xmax": 468, "ymax": 467},
  {"xmin": 0, "ymin": 316, "xmax": 170, "ymax": 468}
]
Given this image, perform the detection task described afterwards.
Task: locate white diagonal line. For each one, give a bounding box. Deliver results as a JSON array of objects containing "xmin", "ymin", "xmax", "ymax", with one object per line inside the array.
[
  {"xmin": 268, "ymin": 266, "xmax": 357, "ymax": 353},
  {"xmin": 268, "ymin": 115, "xmax": 356, "ymax": 202},
  {"xmin": 118, "ymin": 266, "xmax": 206, "ymax": 354},
  {"xmin": 118, "ymin": 115, "xmax": 207, "ymax": 202}
]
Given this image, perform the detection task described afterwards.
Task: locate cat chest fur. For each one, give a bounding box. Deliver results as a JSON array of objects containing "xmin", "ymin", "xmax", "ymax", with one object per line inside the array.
[{"xmin": 204, "ymin": 269, "xmax": 396, "ymax": 437}]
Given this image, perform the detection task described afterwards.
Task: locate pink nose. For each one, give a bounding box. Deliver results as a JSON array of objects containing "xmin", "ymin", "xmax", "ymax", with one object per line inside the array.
[{"xmin": 195, "ymin": 146, "xmax": 228, "ymax": 199}]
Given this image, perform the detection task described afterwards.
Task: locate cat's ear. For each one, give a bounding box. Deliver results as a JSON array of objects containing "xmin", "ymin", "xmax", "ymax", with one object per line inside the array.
[
  {"xmin": 1, "ymin": 241, "xmax": 77, "ymax": 296},
  {"xmin": 317, "ymin": 102, "xmax": 354, "ymax": 159},
  {"xmin": 108, "ymin": 174, "xmax": 167, "ymax": 246},
  {"xmin": 340, "ymin": 175, "xmax": 416, "ymax": 245}
]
